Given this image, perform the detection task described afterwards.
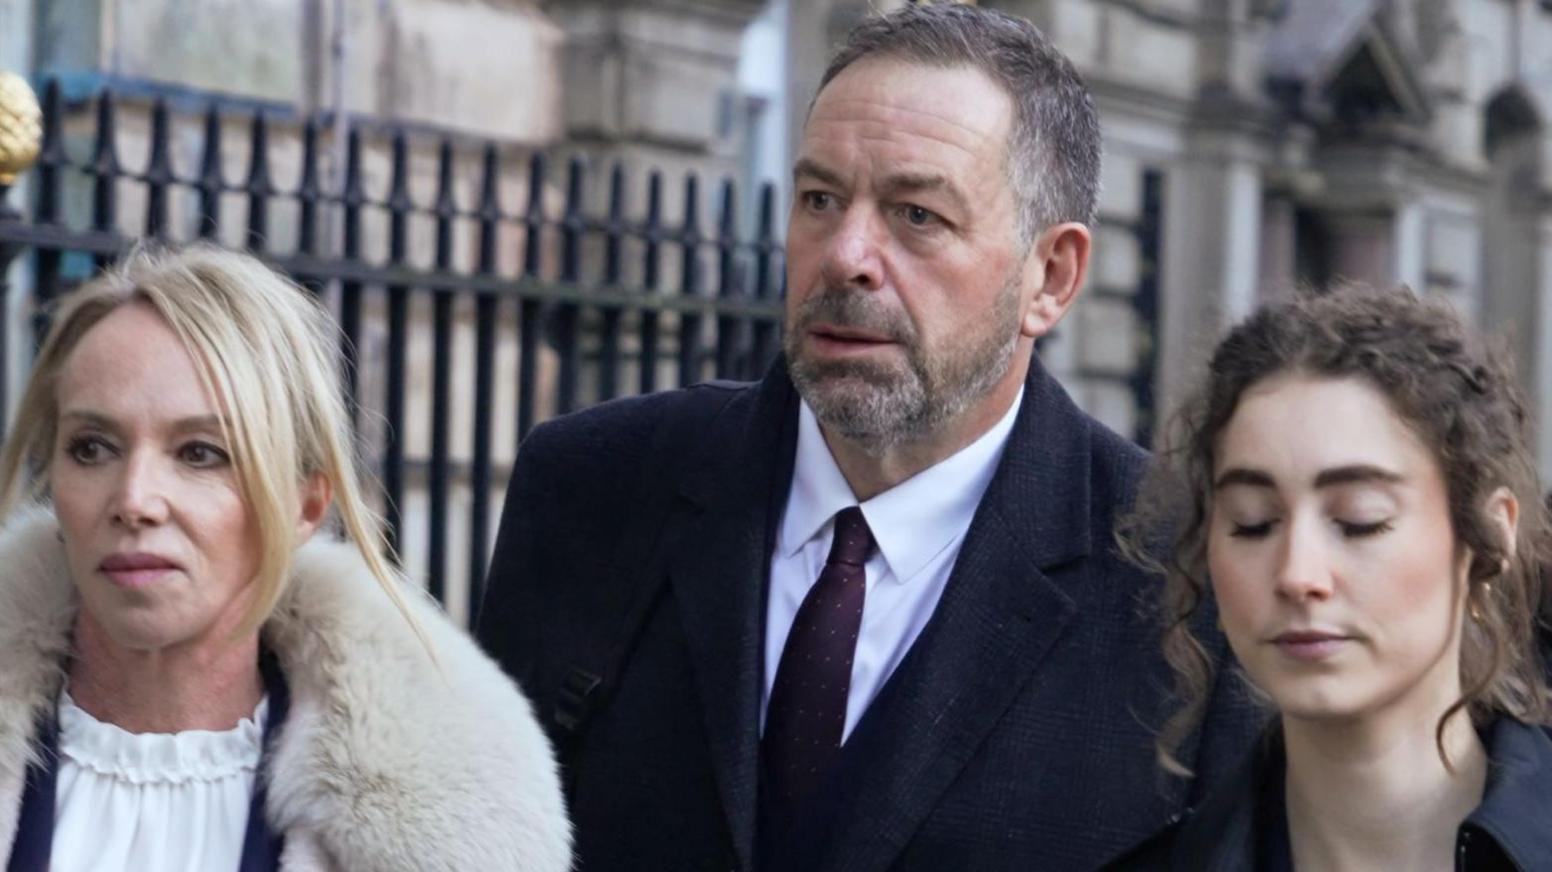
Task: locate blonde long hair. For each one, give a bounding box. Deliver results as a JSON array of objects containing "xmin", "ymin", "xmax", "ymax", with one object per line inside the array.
[{"xmin": 0, "ymin": 243, "xmax": 417, "ymax": 641}]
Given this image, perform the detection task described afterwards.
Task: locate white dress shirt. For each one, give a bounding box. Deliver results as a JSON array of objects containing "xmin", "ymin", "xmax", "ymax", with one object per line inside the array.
[
  {"xmin": 50, "ymin": 690, "xmax": 267, "ymax": 872},
  {"xmin": 763, "ymin": 393, "xmax": 1023, "ymax": 741}
]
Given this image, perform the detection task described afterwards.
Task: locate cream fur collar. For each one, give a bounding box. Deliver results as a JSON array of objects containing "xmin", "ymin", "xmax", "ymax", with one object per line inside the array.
[{"xmin": 0, "ymin": 507, "xmax": 571, "ymax": 871}]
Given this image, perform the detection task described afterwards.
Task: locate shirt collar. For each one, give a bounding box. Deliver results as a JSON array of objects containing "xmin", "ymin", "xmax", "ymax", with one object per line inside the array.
[{"xmin": 778, "ymin": 392, "xmax": 1024, "ymax": 585}]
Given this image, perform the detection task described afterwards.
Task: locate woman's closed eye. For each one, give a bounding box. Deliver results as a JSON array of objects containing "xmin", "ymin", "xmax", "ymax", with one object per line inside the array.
[
  {"xmin": 1229, "ymin": 519, "xmax": 1277, "ymax": 539},
  {"xmin": 1336, "ymin": 518, "xmax": 1393, "ymax": 538},
  {"xmin": 1228, "ymin": 517, "xmax": 1394, "ymax": 539}
]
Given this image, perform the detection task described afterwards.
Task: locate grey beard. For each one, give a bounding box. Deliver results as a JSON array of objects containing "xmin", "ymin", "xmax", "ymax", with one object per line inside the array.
[{"xmin": 786, "ymin": 281, "xmax": 1022, "ymax": 455}]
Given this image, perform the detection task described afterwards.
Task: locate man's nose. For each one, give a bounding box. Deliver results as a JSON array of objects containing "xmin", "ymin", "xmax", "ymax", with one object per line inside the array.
[
  {"xmin": 818, "ymin": 206, "xmax": 885, "ymax": 292},
  {"xmin": 110, "ymin": 452, "xmax": 171, "ymax": 529}
]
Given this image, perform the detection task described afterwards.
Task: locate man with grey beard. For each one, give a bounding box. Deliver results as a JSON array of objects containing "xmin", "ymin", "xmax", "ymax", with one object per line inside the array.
[{"xmin": 477, "ymin": 5, "xmax": 1255, "ymax": 871}]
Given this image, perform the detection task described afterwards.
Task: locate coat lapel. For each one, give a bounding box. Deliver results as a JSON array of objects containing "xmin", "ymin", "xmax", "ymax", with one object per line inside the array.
[
  {"xmin": 666, "ymin": 367, "xmax": 800, "ymax": 871},
  {"xmin": 819, "ymin": 358, "xmax": 1098, "ymax": 872}
]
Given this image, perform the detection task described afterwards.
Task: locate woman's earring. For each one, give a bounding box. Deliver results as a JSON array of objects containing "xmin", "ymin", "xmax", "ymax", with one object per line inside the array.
[{"xmin": 1470, "ymin": 582, "xmax": 1494, "ymax": 623}]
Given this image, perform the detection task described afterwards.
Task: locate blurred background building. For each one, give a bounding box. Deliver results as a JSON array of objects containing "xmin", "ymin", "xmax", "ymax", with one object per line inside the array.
[{"xmin": 0, "ymin": 0, "xmax": 1549, "ymax": 617}]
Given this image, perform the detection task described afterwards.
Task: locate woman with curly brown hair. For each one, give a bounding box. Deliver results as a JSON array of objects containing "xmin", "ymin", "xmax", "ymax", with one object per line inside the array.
[{"xmin": 1106, "ymin": 286, "xmax": 1552, "ymax": 871}]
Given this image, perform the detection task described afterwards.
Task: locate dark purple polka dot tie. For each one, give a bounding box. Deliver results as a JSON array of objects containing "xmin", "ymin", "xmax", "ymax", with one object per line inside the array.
[{"xmin": 763, "ymin": 506, "xmax": 875, "ymax": 812}]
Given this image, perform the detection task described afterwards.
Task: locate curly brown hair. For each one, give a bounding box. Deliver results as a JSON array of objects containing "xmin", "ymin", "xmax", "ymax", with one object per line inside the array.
[{"xmin": 1124, "ymin": 284, "xmax": 1552, "ymax": 775}]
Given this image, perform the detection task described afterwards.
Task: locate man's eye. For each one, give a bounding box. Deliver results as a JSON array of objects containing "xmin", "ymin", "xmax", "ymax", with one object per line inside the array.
[
  {"xmin": 895, "ymin": 204, "xmax": 943, "ymax": 229},
  {"xmin": 801, "ymin": 191, "xmax": 834, "ymax": 211},
  {"xmin": 179, "ymin": 442, "xmax": 231, "ymax": 468}
]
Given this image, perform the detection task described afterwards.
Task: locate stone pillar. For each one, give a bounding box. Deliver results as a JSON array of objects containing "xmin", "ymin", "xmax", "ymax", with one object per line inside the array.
[
  {"xmin": 1197, "ymin": 0, "xmax": 1274, "ymax": 99},
  {"xmin": 1392, "ymin": 199, "xmax": 1427, "ymax": 292},
  {"xmin": 1537, "ymin": 214, "xmax": 1552, "ymax": 473},
  {"xmin": 1513, "ymin": 0, "xmax": 1539, "ymax": 83},
  {"xmin": 547, "ymin": 0, "xmax": 766, "ymax": 187},
  {"xmin": 1151, "ymin": 0, "xmax": 1281, "ymax": 419},
  {"xmin": 0, "ymin": 0, "xmax": 32, "ymax": 73},
  {"xmin": 1304, "ymin": 142, "xmax": 1434, "ymax": 291},
  {"xmin": 785, "ymin": 0, "xmax": 832, "ymax": 165},
  {"xmin": 373, "ymin": 2, "xmax": 562, "ymax": 141},
  {"xmin": 1324, "ymin": 211, "xmax": 1396, "ymax": 288},
  {"xmin": 1257, "ymin": 192, "xmax": 1298, "ymax": 301},
  {"xmin": 35, "ymin": 0, "xmax": 561, "ymax": 143},
  {"xmin": 1158, "ymin": 124, "xmax": 1265, "ymax": 416},
  {"xmin": 0, "ymin": 0, "xmax": 34, "ymax": 429},
  {"xmin": 784, "ymin": 0, "xmax": 905, "ymax": 179},
  {"xmin": 1481, "ymin": 124, "xmax": 1545, "ymax": 460},
  {"xmin": 35, "ymin": 0, "xmax": 308, "ymax": 103}
]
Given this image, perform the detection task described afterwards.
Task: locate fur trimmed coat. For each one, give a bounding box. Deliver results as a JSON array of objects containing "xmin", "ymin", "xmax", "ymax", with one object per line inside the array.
[{"xmin": 0, "ymin": 508, "xmax": 572, "ymax": 871}]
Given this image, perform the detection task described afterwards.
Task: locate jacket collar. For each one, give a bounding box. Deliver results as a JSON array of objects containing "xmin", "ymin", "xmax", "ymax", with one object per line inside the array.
[
  {"xmin": 667, "ymin": 360, "xmax": 801, "ymax": 870},
  {"xmin": 1168, "ymin": 718, "xmax": 1552, "ymax": 870},
  {"xmin": 815, "ymin": 354, "xmax": 1100, "ymax": 872},
  {"xmin": 1165, "ymin": 723, "xmax": 1281, "ymax": 871},
  {"xmin": 0, "ymin": 506, "xmax": 571, "ymax": 872},
  {"xmin": 668, "ymin": 353, "xmax": 1106, "ymax": 872},
  {"xmin": 1465, "ymin": 717, "xmax": 1552, "ymax": 866}
]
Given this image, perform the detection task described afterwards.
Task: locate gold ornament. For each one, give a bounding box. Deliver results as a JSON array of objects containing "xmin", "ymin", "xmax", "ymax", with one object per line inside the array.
[
  {"xmin": 1470, "ymin": 582, "xmax": 1494, "ymax": 623},
  {"xmin": 0, "ymin": 72, "xmax": 42, "ymax": 186}
]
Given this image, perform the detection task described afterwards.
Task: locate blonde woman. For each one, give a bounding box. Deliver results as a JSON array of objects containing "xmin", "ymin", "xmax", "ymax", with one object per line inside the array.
[{"xmin": 0, "ymin": 245, "xmax": 571, "ymax": 871}]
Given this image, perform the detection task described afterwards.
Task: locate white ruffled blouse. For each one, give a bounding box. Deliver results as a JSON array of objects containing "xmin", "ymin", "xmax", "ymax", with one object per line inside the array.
[{"xmin": 50, "ymin": 690, "xmax": 268, "ymax": 872}]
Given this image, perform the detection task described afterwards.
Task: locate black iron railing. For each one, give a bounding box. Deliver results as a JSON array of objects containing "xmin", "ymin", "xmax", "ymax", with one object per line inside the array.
[
  {"xmin": 0, "ymin": 80, "xmax": 787, "ymax": 625},
  {"xmin": 0, "ymin": 79, "xmax": 1165, "ymax": 624},
  {"xmin": 1081, "ymin": 168, "xmax": 1163, "ymax": 449}
]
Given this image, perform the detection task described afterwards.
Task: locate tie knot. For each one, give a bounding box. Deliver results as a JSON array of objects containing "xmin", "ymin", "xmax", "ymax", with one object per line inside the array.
[{"xmin": 827, "ymin": 506, "xmax": 874, "ymax": 567}]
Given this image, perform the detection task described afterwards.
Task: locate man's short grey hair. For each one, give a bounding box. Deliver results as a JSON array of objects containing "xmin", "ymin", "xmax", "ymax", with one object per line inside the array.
[{"xmin": 817, "ymin": 3, "xmax": 1102, "ymax": 244}]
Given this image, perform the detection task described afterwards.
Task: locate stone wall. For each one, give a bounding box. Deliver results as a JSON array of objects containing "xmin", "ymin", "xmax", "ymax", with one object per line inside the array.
[
  {"xmin": 973, "ymin": 0, "xmax": 1552, "ymax": 458},
  {"xmin": 9, "ymin": 0, "xmax": 1552, "ymax": 603},
  {"xmin": 31, "ymin": 0, "xmax": 563, "ymax": 143}
]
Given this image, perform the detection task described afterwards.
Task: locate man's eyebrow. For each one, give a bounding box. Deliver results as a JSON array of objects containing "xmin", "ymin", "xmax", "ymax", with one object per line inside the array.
[
  {"xmin": 1213, "ymin": 464, "xmax": 1405, "ymax": 491},
  {"xmin": 877, "ymin": 172, "xmax": 969, "ymax": 214},
  {"xmin": 793, "ymin": 158, "xmax": 846, "ymax": 189},
  {"xmin": 792, "ymin": 160, "xmax": 970, "ymax": 215}
]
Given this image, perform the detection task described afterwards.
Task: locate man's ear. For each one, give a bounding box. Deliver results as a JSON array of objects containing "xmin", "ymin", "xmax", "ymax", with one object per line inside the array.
[
  {"xmin": 296, "ymin": 472, "xmax": 333, "ymax": 543},
  {"xmin": 1020, "ymin": 221, "xmax": 1092, "ymax": 339}
]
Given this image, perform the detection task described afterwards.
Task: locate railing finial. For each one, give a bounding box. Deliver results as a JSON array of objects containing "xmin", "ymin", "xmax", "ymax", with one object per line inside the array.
[{"xmin": 0, "ymin": 72, "xmax": 41, "ymax": 187}]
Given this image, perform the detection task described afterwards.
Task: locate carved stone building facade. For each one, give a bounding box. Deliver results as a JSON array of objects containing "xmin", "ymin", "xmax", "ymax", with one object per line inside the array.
[
  {"xmin": 951, "ymin": 0, "xmax": 1552, "ymax": 464},
  {"xmin": 783, "ymin": 0, "xmax": 1552, "ymax": 466},
  {"xmin": 2, "ymin": 0, "xmax": 1551, "ymax": 606}
]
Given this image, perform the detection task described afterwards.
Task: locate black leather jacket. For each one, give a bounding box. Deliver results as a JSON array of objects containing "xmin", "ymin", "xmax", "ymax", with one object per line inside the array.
[{"xmin": 1102, "ymin": 717, "xmax": 1552, "ymax": 871}]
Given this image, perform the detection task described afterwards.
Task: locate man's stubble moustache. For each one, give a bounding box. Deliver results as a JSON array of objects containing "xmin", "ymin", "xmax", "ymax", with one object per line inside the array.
[{"xmin": 785, "ymin": 279, "xmax": 1022, "ymax": 455}]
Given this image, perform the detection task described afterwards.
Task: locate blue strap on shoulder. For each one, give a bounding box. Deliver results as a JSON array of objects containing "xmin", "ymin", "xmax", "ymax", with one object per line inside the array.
[
  {"xmin": 6, "ymin": 709, "xmax": 57, "ymax": 872},
  {"xmin": 8, "ymin": 649, "xmax": 292, "ymax": 872}
]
